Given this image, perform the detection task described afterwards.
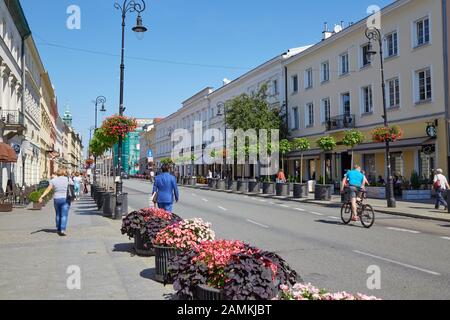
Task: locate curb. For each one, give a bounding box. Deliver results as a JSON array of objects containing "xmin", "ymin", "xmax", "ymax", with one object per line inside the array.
[{"xmin": 179, "ymin": 184, "xmax": 450, "ymax": 223}]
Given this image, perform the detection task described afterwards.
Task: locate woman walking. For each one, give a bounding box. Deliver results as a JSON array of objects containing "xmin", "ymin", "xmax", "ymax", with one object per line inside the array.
[
  {"xmin": 73, "ymin": 172, "xmax": 83, "ymax": 201},
  {"xmin": 39, "ymin": 168, "xmax": 74, "ymax": 236},
  {"xmin": 151, "ymin": 164, "xmax": 179, "ymax": 212}
]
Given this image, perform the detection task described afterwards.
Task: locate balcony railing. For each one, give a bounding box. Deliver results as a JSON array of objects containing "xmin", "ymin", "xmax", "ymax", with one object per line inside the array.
[
  {"xmin": 1, "ymin": 109, "xmax": 25, "ymax": 127},
  {"xmin": 326, "ymin": 114, "xmax": 356, "ymax": 131}
]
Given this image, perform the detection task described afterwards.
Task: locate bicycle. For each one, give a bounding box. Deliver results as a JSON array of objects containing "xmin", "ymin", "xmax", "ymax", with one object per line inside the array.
[{"xmin": 341, "ymin": 189, "xmax": 375, "ymax": 228}]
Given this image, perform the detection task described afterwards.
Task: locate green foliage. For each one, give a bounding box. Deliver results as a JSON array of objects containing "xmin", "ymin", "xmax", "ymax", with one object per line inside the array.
[
  {"xmin": 89, "ymin": 128, "xmax": 118, "ymax": 157},
  {"xmin": 279, "ymin": 139, "xmax": 292, "ymax": 156},
  {"xmin": 292, "ymin": 138, "xmax": 311, "ymax": 152},
  {"xmin": 410, "ymin": 171, "xmax": 421, "ymax": 190},
  {"xmin": 342, "ymin": 130, "xmax": 365, "ymax": 148},
  {"xmin": 160, "ymin": 158, "xmax": 175, "ymax": 166},
  {"xmin": 28, "ymin": 188, "xmax": 54, "ymax": 203},
  {"xmin": 316, "ymin": 136, "xmax": 337, "ymax": 152}
]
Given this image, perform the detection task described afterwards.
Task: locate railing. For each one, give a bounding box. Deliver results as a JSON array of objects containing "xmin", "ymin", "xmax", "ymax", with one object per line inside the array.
[
  {"xmin": 326, "ymin": 114, "xmax": 356, "ymax": 131},
  {"xmin": 0, "ymin": 109, "xmax": 25, "ymax": 127}
]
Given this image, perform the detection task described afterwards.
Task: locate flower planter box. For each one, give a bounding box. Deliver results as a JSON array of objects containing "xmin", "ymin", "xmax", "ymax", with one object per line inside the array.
[
  {"xmin": 293, "ymin": 184, "xmax": 308, "ymax": 198},
  {"xmin": 194, "ymin": 284, "xmax": 225, "ymax": 301},
  {"xmin": 228, "ymin": 180, "xmax": 238, "ymax": 192},
  {"xmin": 365, "ymin": 187, "xmax": 386, "ymax": 199},
  {"xmin": 208, "ymin": 179, "xmax": 216, "ymax": 189},
  {"xmin": 134, "ymin": 230, "xmax": 155, "ymax": 257},
  {"xmin": 276, "ymin": 183, "xmax": 289, "ymax": 196},
  {"xmin": 96, "ymin": 191, "xmax": 106, "ymax": 210},
  {"xmin": 237, "ymin": 180, "xmax": 248, "ymax": 193},
  {"xmin": 262, "ymin": 182, "xmax": 275, "ymax": 194},
  {"xmin": 314, "ymin": 185, "xmax": 333, "ymax": 201},
  {"xmin": 0, "ymin": 203, "xmax": 13, "ymax": 212},
  {"xmin": 248, "ymin": 181, "xmax": 260, "ymax": 193},
  {"xmin": 402, "ymin": 190, "xmax": 432, "ymax": 200},
  {"xmin": 154, "ymin": 245, "xmax": 181, "ymax": 284},
  {"xmin": 189, "ymin": 178, "xmax": 197, "ymax": 186},
  {"xmin": 216, "ymin": 179, "xmax": 226, "ymax": 190},
  {"xmin": 30, "ymin": 202, "xmax": 43, "ymax": 211},
  {"xmin": 102, "ymin": 192, "xmax": 115, "ymax": 218}
]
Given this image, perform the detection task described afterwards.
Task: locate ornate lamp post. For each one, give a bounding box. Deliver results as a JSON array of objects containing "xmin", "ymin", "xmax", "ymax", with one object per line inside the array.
[
  {"xmin": 93, "ymin": 96, "xmax": 106, "ymax": 183},
  {"xmin": 114, "ymin": 0, "xmax": 147, "ymax": 218},
  {"xmin": 217, "ymin": 103, "xmax": 227, "ymax": 180},
  {"xmin": 365, "ymin": 26, "xmax": 396, "ymax": 208}
]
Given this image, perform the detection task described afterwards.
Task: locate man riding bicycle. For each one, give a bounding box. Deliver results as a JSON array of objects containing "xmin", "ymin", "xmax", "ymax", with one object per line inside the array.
[{"xmin": 340, "ymin": 165, "xmax": 368, "ymax": 221}]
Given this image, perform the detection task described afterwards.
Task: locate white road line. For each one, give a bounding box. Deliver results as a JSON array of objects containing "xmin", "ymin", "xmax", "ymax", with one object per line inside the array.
[
  {"xmin": 294, "ymin": 208, "xmax": 306, "ymax": 212},
  {"xmin": 310, "ymin": 212, "xmax": 324, "ymax": 216},
  {"xmin": 387, "ymin": 227, "xmax": 421, "ymax": 234},
  {"xmin": 218, "ymin": 206, "xmax": 228, "ymax": 211},
  {"xmin": 246, "ymin": 219, "xmax": 270, "ymax": 229},
  {"xmin": 353, "ymin": 250, "xmax": 441, "ymax": 276},
  {"xmin": 328, "ymin": 216, "xmax": 340, "ymax": 220},
  {"xmin": 269, "ymin": 202, "xmax": 276, "ymax": 205},
  {"xmin": 441, "ymin": 237, "xmax": 450, "ymax": 241},
  {"xmin": 259, "ymin": 199, "xmax": 267, "ymax": 202},
  {"xmin": 279, "ymin": 205, "xmax": 290, "ymax": 208},
  {"xmin": 202, "ymin": 198, "xmax": 209, "ymax": 202}
]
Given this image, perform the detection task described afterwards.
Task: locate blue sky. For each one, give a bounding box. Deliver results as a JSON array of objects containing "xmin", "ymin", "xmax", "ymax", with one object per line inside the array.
[{"xmin": 20, "ymin": 0, "xmax": 393, "ymax": 148}]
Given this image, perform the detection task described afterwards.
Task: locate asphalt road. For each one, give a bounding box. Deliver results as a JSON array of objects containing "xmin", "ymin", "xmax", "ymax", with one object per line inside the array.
[{"xmin": 124, "ymin": 179, "xmax": 450, "ymax": 300}]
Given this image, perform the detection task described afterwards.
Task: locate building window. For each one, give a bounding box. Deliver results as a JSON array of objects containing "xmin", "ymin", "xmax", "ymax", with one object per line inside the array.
[
  {"xmin": 292, "ymin": 107, "xmax": 299, "ymax": 130},
  {"xmin": 321, "ymin": 61, "xmax": 330, "ymax": 83},
  {"xmin": 361, "ymin": 43, "xmax": 371, "ymax": 68},
  {"xmin": 292, "ymin": 75, "xmax": 299, "ymax": 93},
  {"xmin": 415, "ymin": 68, "xmax": 432, "ymax": 103},
  {"xmin": 341, "ymin": 92, "xmax": 351, "ymax": 115},
  {"xmin": 363, "ymin": 154, "xmax": 376, "ymax": 183},
  {"xmin": 272, "ymin": 79, "xmax": 278, "ymax": 95},
  {"xmin": 305, "ymin": 68, "xmax": 313, "ymax": 89},
  {"xmin": 305, "ymin": 103, "xmax": 314, "ymax": 127},
  {"xmin": 414, "ymin": 17, "xmax": 430, "ymax": 47},
  {"xmin": 340, "ymin": 52, "xmax": 349, "ymax": 75},
  {"xmin": 361, "ymin": 85, "xmax": 373, "ymax": 114},
  {"xmin": 321, "ymin": 98, "xmax": 331, "ymax": 124},
  {"xmin": 387, "ymin": 78, "xmax": 400, "ymax": 108},
  {"xmin": 385, "ymin": 31, "xmax": 398, "ymax": 57},
  {"xmin": 419, "ymin": 148, "xmax": 435, "ymax": 180}
]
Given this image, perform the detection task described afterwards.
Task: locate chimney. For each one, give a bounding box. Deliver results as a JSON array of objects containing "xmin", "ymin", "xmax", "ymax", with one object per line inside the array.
[{"xmin": 322, "ymin": 22, "xmax": 333, "ymax": 40}]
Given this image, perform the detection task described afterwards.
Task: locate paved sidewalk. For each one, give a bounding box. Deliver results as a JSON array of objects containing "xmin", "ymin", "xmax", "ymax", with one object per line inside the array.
[
  {"xmin": 0, "ymin": 196, "xmax": 173, "ymax": 300},
  {"xmin": 182, "ymin": 184, "xmax": 450, "ymax": 223}
]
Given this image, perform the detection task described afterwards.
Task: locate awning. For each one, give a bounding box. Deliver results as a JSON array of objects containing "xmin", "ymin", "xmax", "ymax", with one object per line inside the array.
[
  {"xmin": 0, "ymin": 143, "xmax": 18, "ymax": 163},
  {"xmin": 287, "ymin": 149, "xmax": 322, "ymax": 160},
  {"xmin": 353, "ymin": 137, "xmax": 435, "ymax": 152}
]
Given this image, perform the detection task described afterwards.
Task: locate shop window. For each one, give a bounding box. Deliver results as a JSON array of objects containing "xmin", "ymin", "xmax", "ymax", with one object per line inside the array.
[
  {"xmin": 363, "ymin": 154, "xmax": 376, "ymax": 183},
  {"xmin": 419, "ymin": 146, "xmax": 435, "ymax": 181},
  {"xmin": 390, "ymin": 152, "xmax": 404, "ymax": 178}
]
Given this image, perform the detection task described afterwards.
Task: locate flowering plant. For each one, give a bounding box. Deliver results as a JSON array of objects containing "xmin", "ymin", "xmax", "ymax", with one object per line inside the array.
[
  {"xmin": 153, "ymin": 218, "xmax": 215, "ymax": 250},
  {"xmin": 371, "ymin": 125, "xmax": 403, "ymax": 143},
  {"xmin": 102, "ymin": 115, "xmax": 137, "ymax": 139},
  {"xmin": 276, "ymin": 283, "xmax": 381, "ymax": 300},
  {"xmin": 167, "ymin": 240, "xmax": 298, "ymax": 300}
]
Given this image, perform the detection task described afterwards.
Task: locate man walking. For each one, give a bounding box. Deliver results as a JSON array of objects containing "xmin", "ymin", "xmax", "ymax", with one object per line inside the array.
[
  {"xmin": 151, "ymin": 164, "xmax": 179, "ymax": 212},
  {"xmin": 433, "ymin": 169, "xmax": 449, "ymax": 211}
]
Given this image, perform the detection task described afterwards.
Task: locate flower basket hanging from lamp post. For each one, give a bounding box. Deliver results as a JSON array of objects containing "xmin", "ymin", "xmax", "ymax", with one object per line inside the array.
[
  {"xmin": 102, "ymin": 115, "xmax": 138, "ymax": 140},
  {"xmin": 371, "ymin": 125, "xmax": 403, "ymax": 143}
]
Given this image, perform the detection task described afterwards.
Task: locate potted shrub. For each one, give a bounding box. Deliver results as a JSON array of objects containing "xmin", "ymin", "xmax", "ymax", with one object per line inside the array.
[
  {"xmin": 292, "ymin": 138, "xmax": 311, "ymax": 198},
  {"xmin": 262, "ymin": 176, "xmax": 275, "ymax": 194},
  {"xmin": 366, "ymin": 182, "xmax": 387, "ymax": 199},
  {"xmin": 402, "ymin": 171, "xmax": 432, "ymax": 200},
  {"xmin": 167, "ymin": 240, "xmax": 298, "ymax": 300},
  {"xmin": 153, "ymin": 218, "xmax": 215, "ymax": 284},
  {"xmin": 342, "ymin": 129, "xmax": 365, "ymax": 168},
  {"xmin": 121, "ymin": 208, "xmax": 181, "ymax": 256},
  {"xmin": 29, "ymin": 189, "xmax": 44, "ymax": 210},
  {"xmin": 275, "ymin": 283, "xmax": 380, "ymax": 300},
  {"xmin": 315, "ymin": 137, "xmax": 336, "ymax": 200}
]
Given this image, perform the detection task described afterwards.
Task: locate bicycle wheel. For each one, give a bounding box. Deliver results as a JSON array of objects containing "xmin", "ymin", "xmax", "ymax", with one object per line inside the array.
[
  {"xmin": 360, "ymin": 204, "xmax": 375, "ymax": 228},
  {"xmin": 341, "ymin": 202, "xmax": 352, "ymax": 224}
]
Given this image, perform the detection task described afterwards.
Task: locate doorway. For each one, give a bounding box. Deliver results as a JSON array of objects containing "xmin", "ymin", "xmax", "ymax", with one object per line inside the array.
[{"xmin": 341, "ymin": 152, "xmax": 352, "ymax": 177}]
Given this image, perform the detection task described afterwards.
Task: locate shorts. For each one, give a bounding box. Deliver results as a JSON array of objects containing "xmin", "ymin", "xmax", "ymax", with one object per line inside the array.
[{"xmin": 346, "ymin": 186, "xmax": 361, "ymax": 199}]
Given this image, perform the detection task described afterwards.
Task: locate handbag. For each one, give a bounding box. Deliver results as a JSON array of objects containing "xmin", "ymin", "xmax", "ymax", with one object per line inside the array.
[
  {"xmin": 434, "ymin": 176, "xmax": 442, "ymax": 190},
  {"xmin": 151, "ymin": 192, "xmax": 158, "ymax": 208},
  {"xmin": 67, "ymin": 178, "xmax": 76, "ymax": 202}
]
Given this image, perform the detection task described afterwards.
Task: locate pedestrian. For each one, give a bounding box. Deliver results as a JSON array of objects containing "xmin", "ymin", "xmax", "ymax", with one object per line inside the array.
[
  {"xmin": 151, "ymin": 164, "xmax": 179, "ymax": 212},
  {"xmin": 39, "ymin": 167, "xmax": 74, "ymax": 236},
  {"xmin": 73, "ymin": 172, "xmax": 83, "ymax": 201},
  {"xmin": 208, "ymin": 170, "xmax": 213, "ymax": 179},
  {"xmin": 433, "ymin": 169, "xmax": 449, "ymax": 211},
  {"xmin": 276, "ymin": 169, "xmax": 287, "ymax": 183},
  {"xmin": 83, "ymin": 173, "xmax": 89, "ymax": 194},
  {"xmin": 150, "ymin": 170, "xmax": 155, "ymax": 183}
]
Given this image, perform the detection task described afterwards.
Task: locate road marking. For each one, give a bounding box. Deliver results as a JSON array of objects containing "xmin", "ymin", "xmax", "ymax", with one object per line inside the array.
[
  {"xmin": 218, "ymin": 206, "xmax": 228, "ymax": 211},
  {"xmin": 259, "ymin": 199, "xmax": 267, "ymax": 202},
  {"xmin": 192, "ymin": 193, "xmax": 197, "ymax": 197},
  {"xmin": 201, "ymin": 198, "xmax": 209, "ymax": 202},
  {"xmin": 386, "ymin": 227, "xmax": 421, "ymax": 234},
  {"xmin": 353, "ymin": 250, "xmax": 441, "ymax": 276},
  {"xmin": 279, "ymin": 204, "xmax": 290, "ymax": 208},
  {"xmin": 294, "ymin": 208, "xmax": 306, "ymax": 212},
  {"xmin": 310, "ymin": 212, "xmax": 324, "ymax": 216},
  {"xmin": 441, "ymin": 237, "xmax": 450, "ymax": 241},
  {"xmin": 328, "ymin": 216, "xmax": 340, "ymax": 220},
  {"xmin": 269, "ymin": 202, "xmax": 276, "ymax": 205},
  {"xmin": 246, "ymin": 219, "xmax": 269, "ymax": 229}
]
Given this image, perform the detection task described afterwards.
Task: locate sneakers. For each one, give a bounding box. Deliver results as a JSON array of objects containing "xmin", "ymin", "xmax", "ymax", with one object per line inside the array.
[{"xmin": 351, "ymin": 216, "xmax": 360, "ymax": 222}]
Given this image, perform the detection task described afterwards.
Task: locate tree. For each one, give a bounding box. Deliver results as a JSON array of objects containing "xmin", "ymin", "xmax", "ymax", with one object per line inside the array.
[
  {"xmin": 278, "ymin": 139, "xmax": 292, "ymax": 173},
  {"xmin": 342, "ymin": 130, "xmax": 364, "ymax": 168},
  {"xmin": 316, "ymin": 136, "xmax": 337, "ymax": 185},
  {"xmin": 292, "ymin": 138, "xmax": 311, "ymax": 184}
]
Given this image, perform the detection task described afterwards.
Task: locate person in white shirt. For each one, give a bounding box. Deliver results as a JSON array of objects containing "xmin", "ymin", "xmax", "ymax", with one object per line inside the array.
[{"xmin": 433, "ymin": 169, "xmax": 449, "ymax": 211}]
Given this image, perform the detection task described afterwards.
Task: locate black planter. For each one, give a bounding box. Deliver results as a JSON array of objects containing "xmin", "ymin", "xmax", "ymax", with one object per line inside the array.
[
  {"xmin": 216, "ymin": 179, "xmax": 226, "ymax": 190},
  {"xmin": 276, "ymin": 183, "xmax": 289, "ymax": 196},
  {"xmin": 189, "ymin": 177, "xmax": 197, "ymax": 186},
  {"xmin": 248, "ymin": 181, "xmax": 260, "ymax": 193},
  {"xmin": 293, "ymin": 184, "xmax": 308, "ymax": 198},
  {"xmin": 237, "ymin": 180, "xmax": 248, "ymax": 193},
  {"xmin": 229, "ymin": 180, "xmax": 238, "ymax": 192},
  {"xmin": 154, "ymin": 245, "xmax": 181, "ymax": 284},
  {"xmin": 96, "ymin": 191, "xmax": 106, "ymax": 210},
  {"xmin": 102, "ymin": 192, "xmax": 115, "ymax": 217},
  {"xmin": 134, "ymin": 230, "xmax": 155, "ymax": 256},
  {"xmin": 262, "ymin": 182, "xmax": 275, "ymax": 194},
  {"xmin": 194, "ymin": 284, "xmax": 225, "ymax": 301},
  {"xmin": 208, "ymin": 179, "xmax": 217, "ymax": 189},
  {"xmin": 114, "ymin": 193, "xmax": 128, "ymax": 220},
  {"xmin": 314, "ymin": 185, "xmax": 334, "ymax": 201}
]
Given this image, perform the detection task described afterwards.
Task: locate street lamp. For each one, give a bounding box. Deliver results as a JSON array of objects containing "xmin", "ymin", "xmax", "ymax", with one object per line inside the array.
[
  {"xmin": 217, "ymin": 103, "xmax": 227, "ymax": 180},
  {"xmin": 93, "ymin": 95, "xmax": 107, "ymax": 183},
  {"xmin": 365, "ymin": 27, "xmax": 396, "ymax": 208},
  {"xmin": 114, "ymin": 0, "xmax": 148, "ymax": 219}
]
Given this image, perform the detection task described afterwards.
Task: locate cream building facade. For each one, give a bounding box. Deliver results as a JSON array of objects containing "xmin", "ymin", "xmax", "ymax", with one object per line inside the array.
[{"xmin": 284, "ymin": 0, "xmax": 450, "ymax": 184}]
